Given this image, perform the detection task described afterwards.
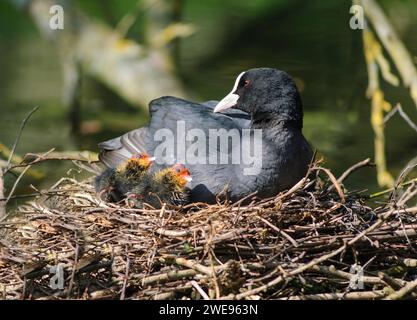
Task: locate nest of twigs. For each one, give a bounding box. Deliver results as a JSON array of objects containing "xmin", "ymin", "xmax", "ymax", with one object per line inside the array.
[{"xmin": 1, "ymin": 162, "xmax": 417, "ymax": 300}]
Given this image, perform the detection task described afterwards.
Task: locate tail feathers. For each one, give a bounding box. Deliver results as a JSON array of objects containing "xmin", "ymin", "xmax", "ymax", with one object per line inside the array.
[{"xmin": 98, "ymin": 127, "xmax": 148, "ymax": 169}]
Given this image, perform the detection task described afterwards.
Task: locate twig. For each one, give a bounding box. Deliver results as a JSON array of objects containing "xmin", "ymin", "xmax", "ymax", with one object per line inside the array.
[
  {"xmin": 6, "ymin": 107, "xmax": 39, "ymax": 169},
  {"xmin": 140, "ymin": 269, "xmax": 197, "ymax": 286},
  {"xmin": 3, "ymin": 166, "xmax": 32, "ymax": 207},
  {"xmin": 370, "ymin": 178, "xmax": 417, "ymax": 198},
  {"xmin": 190, "ymin": 280, "xmax": 210, "ymax": 300},
  {"xmin": 175, "ymin": 258, "xmax": 214, "ymax": 277},
  {"xmin": 310, "ymin": 265, "xmax": 406, "ymax": 287},
  {"xmin": 276, "ymin": 176, "xmax": 307, "ymax": 202},
  {"xmin": 378, "ymin": 272, "xmax": 404, "ymax": 290},
  {"xmin": 258, "ymin": 216, "xmax": 298, "ymax": 247},
  {"xmin": 337, "ymin": 158, "xmax": 373, "ymax": 184},
  {"xmin": 0, "ymin": 170, "xmax": 5, "ymax": 219},
  {"xmin": 0, "ymin": 193, "xmax": 40, "ymax": 201},
  {"xmin": 316, "ymin": 166, "xmax": 345, "ymax": 202},
  {"xmin": 384, "ymin": 278, "xmax": 417, "ymax": 300},
  {"xmin": 5, "ymin": 151, "xmax": 98, "ymax": 174},
  {"xmin": 66, "ymin": 243, "xmax": 80, "ymax": 298},
  {"xmin": 283, "ymin": 290, "xmax": 387, "ymax": 300},
  {"xmin": 1, "ymin": 149, "xmax": 54, "ymax": 220},
  {"xmin": 120, "ymin": 253, "xmax": 130, "ymax": 300},
  {"xmin": 384, "ymin": 103, "xmax": 417, "ymax": 133}
]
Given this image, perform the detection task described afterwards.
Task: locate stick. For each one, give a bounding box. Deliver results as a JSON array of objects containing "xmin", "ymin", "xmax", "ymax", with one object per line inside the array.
[
  {"xmin": 384, "ymin": 103, "xmax": 417, "ymax": 133},
  {"xmin": 370, "ymin": 178, "xmax": 417, "ymax": 198},
  {"xmin": 1, "ymin": 149, "xmax": 54, "ymax": 221},
  {"xmin": 140, "ymin": 269, "xmax": 198, "ymax": 286},
  {"xmin": 384, "ymin": 278, "xmax": 417, "ymax": 300},
  {"xmin": 258, "ymin": 216, "xmax": 298, "ymax": 247},
  {"xmin": 6, "ymin": 107, "xmax": 39, "ymax": 169},
  {"xmin": 190, "ymin": 280, "xmax": 210, "ymax": 300},
  {"xmin": 337, "ymin": 158, "xmax": 373, "ymax": 184},
  {"xmin": 0, "ymin": 170, "xmax": 5, "ymax": 219},
  {"xmin": 66, "ymin": 243, "xmax": 80, "ymax": 298},
  {"xmin": 283, "ymin": 290, "xmax": 387, "ymax": 300},
  {"xmin": 120, "ymin": 254, "xmax": 130, "ymax": 300},
  {"xmin": 316, "ymin": 166, "xmax": 345, "ymax": 202},
  {"xmin": 311, "ymin": 265, "xmax": 406, "ymax": 287},
  {"xmin": 378, "ymin": 272, "xmax": 404, "ymax": 290},
  {"xmin": 5, "ymin": 151, "xmax": 98, "ymax": 174},
  {"xmin": 175, "ymin": 258, "xmax": 214, "ymax": 277}
]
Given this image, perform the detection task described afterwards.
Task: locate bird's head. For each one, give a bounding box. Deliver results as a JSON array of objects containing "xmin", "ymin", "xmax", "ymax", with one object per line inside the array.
[
  {"xmin": 213, "ymin": 68, "xmax": 303, "ymax": 128},
  {"xmin": 169, "ymin": 164, "xmax": 192, "ymax": 188},
  {"xmin": 117, "ymin": 153, "xmax": 155, "ymax": 174}
]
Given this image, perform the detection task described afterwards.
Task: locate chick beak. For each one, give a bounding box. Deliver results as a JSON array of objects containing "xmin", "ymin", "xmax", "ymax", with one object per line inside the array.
[
  {"xmin": 213, "ymin": 71, "xmax": 245, "ymax": 113},
  {"xmin": 184, "ymin": 175, "xmax": 193, "ymax": 183},
  {"xmin": 148, "ymin": 156, "xmax": 156, "ymax": 163}
]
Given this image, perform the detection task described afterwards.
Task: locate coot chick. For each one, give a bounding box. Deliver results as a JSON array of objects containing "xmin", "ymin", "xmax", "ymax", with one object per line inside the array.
[
  {"xmin": 95, "ymin": 153, "xmax": 155, "ymax": 202},
  {"xmin": 95, "ymin": 168, "xmax": 119, "ymax": 202},
  {"xmin": 128, "ymin": 164, "xmax": 192, "ymax": 208}
]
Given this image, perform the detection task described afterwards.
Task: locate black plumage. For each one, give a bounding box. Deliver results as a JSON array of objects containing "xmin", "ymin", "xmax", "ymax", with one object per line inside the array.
[
  {"xmin": 94, "ymin": 168, "xmax": 121, "ymax": 202},
  {"xmin": 98, "ymin": 68, "xmax": 313, "ymax": 204}
]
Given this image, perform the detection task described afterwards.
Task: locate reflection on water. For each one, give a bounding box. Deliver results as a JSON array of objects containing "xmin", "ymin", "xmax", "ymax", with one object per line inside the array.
[{"xmin": 1, "ymin": 0, "xmax": 417, "ymax": 205}]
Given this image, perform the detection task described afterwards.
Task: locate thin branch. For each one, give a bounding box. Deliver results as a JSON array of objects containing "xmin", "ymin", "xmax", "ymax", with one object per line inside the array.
[
  {"xmin": 283, "ymin": 290, "xmax": 387, "ymax": 300},
  {"xmin": 383, "ymin": 103, "xmax": 417, "ymax": 133},
  {"xmin": 0, "ymin": 149, "xmax": 54, "ymax": 222},
  {"xmin": 5, "ymin": 151, "xmax": 98, "ymax": 175},
  {"xmin": 384, "ymin": 278, "xmax": 417, "ymax": 300},
  {"xmin": 258, "ymin": 216, "xmax": 298, "ymax": 247},
  {"xmin": 337, "ymin": 158, "xmax": 373, "ymax": 184},
  {"xmin": 190, "ymin": 280, "xmax": 210, "ymax": 300},
  {"xmin": 6, "ymin": 106, "xmax": 39, "ymax": 169},
  {"xmin": 175, "ymin": 258, "xmax": 214, "ymax": 277},
  {"xmin": 316, "ymin": 166, "xmax": 345, "ymax": 202},
  {"xmin": 0, "ymin": 170, "xmax": 5, "ymax": 218},
  {"xmin": 120, "ymin": 253, "xmax": 130, "ymax": 300}
]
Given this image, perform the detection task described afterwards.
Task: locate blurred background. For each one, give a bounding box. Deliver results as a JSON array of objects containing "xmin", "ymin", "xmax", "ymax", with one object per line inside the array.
[{"xmin": 1, "ymin": 0, "xmax": 417, "ymax": 206}]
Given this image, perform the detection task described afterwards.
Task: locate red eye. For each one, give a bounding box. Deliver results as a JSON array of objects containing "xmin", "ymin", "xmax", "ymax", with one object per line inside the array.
[{"xmin": 244, "ymin": 80, "xmax": 251, "ymax": 88}]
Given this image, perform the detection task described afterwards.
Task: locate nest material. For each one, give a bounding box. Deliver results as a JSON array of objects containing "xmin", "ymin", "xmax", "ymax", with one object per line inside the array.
[{"xmin": 1, "ymin": 166, "xmax": 417, "ymax": 300}]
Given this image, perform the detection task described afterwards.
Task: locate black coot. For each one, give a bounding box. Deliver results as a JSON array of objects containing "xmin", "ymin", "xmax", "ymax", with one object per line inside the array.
[{"xmin": 98, "ymin": 68, "xmax": 313, "ymax": 203}]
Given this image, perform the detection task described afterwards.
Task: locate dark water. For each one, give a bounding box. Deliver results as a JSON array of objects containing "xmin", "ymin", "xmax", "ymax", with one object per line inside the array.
[{"xmin": 1, "ymin": 0, "xmax": 417, "ymax": 206}]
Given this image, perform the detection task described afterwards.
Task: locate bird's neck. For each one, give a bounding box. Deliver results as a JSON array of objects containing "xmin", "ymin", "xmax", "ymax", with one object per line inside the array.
[
  {"xmin": 250, "ymin": 99, "xmax": 303, "ymax": 131},
  {"xmin": 251, "ymin": 113, "xmax": 302, "ymax": 132}
]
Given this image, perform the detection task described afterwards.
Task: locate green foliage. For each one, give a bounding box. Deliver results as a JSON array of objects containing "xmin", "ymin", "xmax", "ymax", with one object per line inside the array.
[
  {"xmin": 75, "ymin": 0, "xmax": 139, "ymax": 24},
  {"xmin": 0, "ymin": 1, "xmax": 37, "ymax": 37}
]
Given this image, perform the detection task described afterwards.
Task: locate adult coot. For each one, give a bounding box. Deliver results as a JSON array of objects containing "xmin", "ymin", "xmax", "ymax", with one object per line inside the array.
[{"xmin": 98, "ymin": 68, "xmax": 313, "ymax": 203}]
